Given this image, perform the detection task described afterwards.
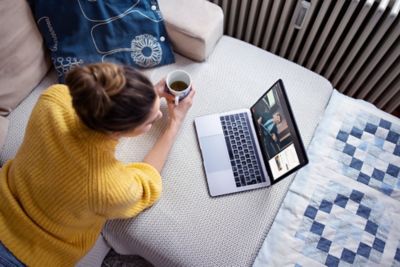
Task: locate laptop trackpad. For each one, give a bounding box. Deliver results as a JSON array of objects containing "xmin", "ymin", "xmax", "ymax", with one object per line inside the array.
[{"xmin": 200, "ymin": 135, "xmax": 232, "ymax": 173}]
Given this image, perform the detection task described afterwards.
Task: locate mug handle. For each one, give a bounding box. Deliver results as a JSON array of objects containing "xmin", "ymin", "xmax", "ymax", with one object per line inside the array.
[{"xmin": 174, "ymin": 95, "xmax": 179, "ymax": 106}]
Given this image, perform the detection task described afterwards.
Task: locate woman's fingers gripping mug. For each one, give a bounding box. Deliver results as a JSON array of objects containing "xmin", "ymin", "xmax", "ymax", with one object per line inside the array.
[{"xmin": 166, "ymin": 70, "xmax": 192, "ymax": 106}]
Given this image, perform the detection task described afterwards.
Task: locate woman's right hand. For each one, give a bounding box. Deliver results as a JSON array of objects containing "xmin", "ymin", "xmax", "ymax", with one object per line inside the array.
[{"xmin": 166, "ymin": 87, "xmax": 196, "ymax": 128}]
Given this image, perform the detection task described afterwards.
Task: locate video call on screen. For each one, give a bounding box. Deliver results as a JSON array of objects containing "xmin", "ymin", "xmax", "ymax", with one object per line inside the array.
[{"xmin": 252, "ymin": 83, "xmax": 301, "ymax": 180}]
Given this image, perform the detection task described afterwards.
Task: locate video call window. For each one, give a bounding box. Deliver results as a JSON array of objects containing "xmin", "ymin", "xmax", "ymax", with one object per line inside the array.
[{"xmin": 252, "ymin": 84, "xmax": 300, "ymax": 180}]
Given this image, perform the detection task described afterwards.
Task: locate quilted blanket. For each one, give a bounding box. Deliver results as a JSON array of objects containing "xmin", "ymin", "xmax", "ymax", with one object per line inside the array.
[{"xmin": 254, "ymin": 91, "xmax": 400, "ymax": 266}]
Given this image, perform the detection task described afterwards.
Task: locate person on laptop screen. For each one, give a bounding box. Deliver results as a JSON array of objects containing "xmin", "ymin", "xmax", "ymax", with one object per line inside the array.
[
  {"xmin": 255, "ymin": 109, "xmax": 282, "ymax": 157},
  {"xmin": 252, "ymin": 83, "xmax": 300, "ymax": 180}
]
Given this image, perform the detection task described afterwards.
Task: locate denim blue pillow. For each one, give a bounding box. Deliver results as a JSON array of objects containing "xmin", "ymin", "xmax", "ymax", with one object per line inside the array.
[{"xmin": 28, "ymin": 0, "xmax": 175, "ymax": 82}]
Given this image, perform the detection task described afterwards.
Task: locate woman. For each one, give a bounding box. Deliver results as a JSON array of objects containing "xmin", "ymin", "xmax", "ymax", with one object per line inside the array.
[{"xmin": 0, "ymin": 62, "xmax": 195, "ymax": 266}]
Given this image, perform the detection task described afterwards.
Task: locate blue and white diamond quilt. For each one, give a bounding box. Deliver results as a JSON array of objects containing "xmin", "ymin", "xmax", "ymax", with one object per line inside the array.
[{"xmin": 254, "ymin": 90, "xmax": 400, "ymax": 267}]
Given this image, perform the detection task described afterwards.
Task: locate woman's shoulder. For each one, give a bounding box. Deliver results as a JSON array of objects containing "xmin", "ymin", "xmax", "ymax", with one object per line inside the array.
[
  {"xmin": 40, "ymin": 84, "xmax": 72, "ymax": 104},
  {"xmin": 30, "ymin": 84, "xmax": 76, "ymax": 129}
]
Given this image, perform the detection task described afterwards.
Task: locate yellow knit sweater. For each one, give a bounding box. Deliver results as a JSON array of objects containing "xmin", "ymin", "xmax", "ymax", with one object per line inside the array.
[{"xmin": 0, "ymin": 85, "xmax": 162, "ymax": 266}]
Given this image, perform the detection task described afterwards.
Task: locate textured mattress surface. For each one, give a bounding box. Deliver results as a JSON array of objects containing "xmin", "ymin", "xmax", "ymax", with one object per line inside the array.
[{"xmin": 103, "ymin": 36, "xmax": 333, "ymax": 266}]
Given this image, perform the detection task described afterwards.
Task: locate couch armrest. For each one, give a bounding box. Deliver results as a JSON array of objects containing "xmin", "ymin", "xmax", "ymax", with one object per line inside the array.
[{"xmin": 159, "ymin": 0, "xmax": 223, "ymax": 62}]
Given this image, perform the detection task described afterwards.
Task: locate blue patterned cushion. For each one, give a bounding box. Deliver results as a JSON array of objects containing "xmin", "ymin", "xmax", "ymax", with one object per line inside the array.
[{"xmin": 28, "ymin": 0, "xmax": 175, "ymax": 81}]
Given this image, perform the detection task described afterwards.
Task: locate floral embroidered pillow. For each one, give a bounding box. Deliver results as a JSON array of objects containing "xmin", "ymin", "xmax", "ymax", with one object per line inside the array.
[{"xmin": 28, "ymin": 0, "xmax": 175, "ymax": 82}]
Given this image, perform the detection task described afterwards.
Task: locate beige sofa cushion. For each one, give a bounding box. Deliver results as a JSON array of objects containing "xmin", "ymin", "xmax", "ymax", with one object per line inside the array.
[
  {"xmin": 0, "ymin": 116, "xmax": 9, "ymax": 152},
  {"xmin": 159, "ymin": 0, "xmax": 223, "ymax": 62},
  {"xmin": 0, "ymin": 0, "xmax": 50, "ymax": 116},
  {"xmin": 0, "ymin": 0, "xmax": 50, "ymax": 151}
]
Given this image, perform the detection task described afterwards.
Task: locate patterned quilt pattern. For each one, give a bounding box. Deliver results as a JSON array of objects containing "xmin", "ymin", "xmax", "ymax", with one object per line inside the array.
[{"xmin": 253, "ymin": 91, "xmax": 400, "ymax": 267}]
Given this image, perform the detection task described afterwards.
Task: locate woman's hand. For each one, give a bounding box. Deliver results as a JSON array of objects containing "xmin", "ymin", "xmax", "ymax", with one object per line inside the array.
[
  {"xmin": 155, "ymin": 78, "xmax": 196, "ymax": 128},
  {"xmin": 143, "ymin": 85, "xmax": 195, "ymax": 172},
  {"xmin": 166, "ymin": 87, "xmax": 196, "ymax": 128},
  {"xmin": 154, "ymin": 79, "xmax": 174, "ymax": 101}
]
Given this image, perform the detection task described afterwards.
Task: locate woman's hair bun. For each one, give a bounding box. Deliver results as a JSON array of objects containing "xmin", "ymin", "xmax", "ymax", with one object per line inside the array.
[
  {"xmin": 65, "ymin": 62, "xmax": 156, "ymax": 133},
  {"xmin": 66, "ymin": 63, "xmax": 126, "ymax": 119},
  {"xmin": 89, "ymin": 63, "xmax": 126, "ymax": 97}
]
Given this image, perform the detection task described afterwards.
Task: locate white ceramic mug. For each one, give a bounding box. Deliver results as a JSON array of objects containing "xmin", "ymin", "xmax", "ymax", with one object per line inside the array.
[{"xmin": 166, "ymin": 70, "xmax": 192, "ymax": 105}]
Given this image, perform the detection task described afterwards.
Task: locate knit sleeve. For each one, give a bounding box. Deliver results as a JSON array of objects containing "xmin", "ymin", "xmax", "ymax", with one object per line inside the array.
[{"xmin": 91, "ymin": 162, "xmax": 162, "ymax": 219}]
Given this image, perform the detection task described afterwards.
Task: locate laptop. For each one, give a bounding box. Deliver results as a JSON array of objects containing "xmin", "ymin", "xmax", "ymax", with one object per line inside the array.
[{"xmin": 194, "ymin": 79, "xmax": 308, "ymax": 197}]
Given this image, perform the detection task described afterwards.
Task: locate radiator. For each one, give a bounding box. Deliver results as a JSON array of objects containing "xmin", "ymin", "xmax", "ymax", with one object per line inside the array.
[{"xmin": 209, "ymin": 0, "xmax": 400, "ymax": 114}]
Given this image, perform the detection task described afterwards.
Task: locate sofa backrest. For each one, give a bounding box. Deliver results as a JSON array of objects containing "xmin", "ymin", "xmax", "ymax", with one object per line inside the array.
[{"xmin": 0, "ymin": 0, "xmax": 51, "ymax": 148}]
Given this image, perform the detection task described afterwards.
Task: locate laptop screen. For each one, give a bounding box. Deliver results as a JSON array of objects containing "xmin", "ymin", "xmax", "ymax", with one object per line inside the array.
[{"xmin": 251, "ymin": 80, "xmax": 308, "ymax": 183}]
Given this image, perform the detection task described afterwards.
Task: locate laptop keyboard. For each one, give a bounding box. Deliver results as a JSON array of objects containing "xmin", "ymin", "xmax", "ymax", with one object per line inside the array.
[{"xmin": 220, "ymin": 113, "xmax": 266, "ymax": 187}]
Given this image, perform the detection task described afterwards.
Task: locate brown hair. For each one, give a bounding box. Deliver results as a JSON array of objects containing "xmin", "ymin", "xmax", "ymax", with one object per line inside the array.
[
  {"xmin": 65, "ymin": 62, "xmax": 156, "ymax": 133},
  {"xmin": 274, "ymin": 112, "xmax": 282, "ymax": 124}
]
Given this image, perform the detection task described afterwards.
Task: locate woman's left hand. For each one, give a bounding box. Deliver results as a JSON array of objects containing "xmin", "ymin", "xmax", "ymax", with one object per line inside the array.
[{"xmin": 155, "ymin": 78, "xmax": 174, "ymax": 101}]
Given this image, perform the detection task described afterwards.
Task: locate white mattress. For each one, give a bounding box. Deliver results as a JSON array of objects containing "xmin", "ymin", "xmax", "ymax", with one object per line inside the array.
[{"xmin": 102, "ymin": 36, "xmax": 333, "ymax": 266}]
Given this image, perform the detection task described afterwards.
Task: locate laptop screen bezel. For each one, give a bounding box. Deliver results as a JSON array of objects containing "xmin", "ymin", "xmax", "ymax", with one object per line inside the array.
[{"xmin": 250, "ymin": 79, "xmax": 308, "ymax": 185}]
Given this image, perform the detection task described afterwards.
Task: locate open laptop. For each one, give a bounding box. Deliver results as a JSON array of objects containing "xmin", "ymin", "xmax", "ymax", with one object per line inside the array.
[{"xmin": 194, "ymin": 79, "xmax": 308, "ymax": 197}]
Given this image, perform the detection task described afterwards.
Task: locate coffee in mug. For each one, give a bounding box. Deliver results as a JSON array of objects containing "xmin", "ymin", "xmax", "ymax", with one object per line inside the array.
[
  {"xmin": 166, "ymin": 70, "xmax": 192, "ymax": 105},
  {"xmin": 170, "ymin": 81, "xmax": 188, "ymax": 91}
]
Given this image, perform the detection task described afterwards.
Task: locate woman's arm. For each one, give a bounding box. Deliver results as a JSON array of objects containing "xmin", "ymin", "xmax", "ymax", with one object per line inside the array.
[{"xmin": 143, "ymin": 88, "xmax": 195, "ymax": 172}]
